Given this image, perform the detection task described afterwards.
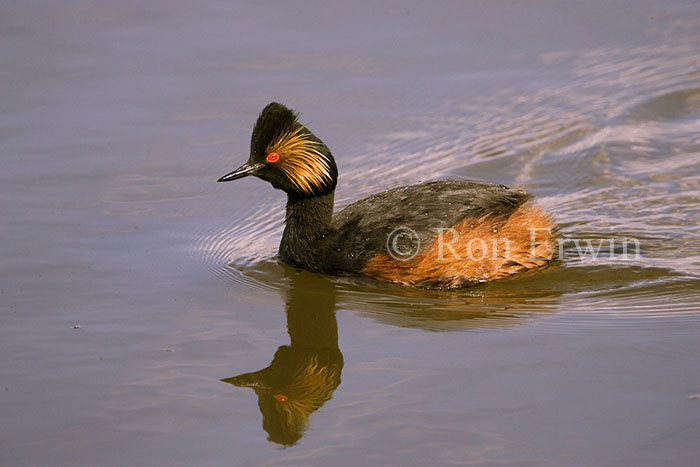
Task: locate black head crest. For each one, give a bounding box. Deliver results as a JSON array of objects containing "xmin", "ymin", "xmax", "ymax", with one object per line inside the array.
[
  {"xmin": 251, "ymin": 102, "xmax": 300, "ymax": 158},
  {"xmin": 251, "ymin": 103, "xmax": 337, "ymax": 196}
]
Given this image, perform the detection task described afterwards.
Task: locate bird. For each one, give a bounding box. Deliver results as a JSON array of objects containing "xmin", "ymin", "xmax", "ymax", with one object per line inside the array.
[{"xmin": 217, "ymin": 102, "xmax": 556, "ymax": 289}]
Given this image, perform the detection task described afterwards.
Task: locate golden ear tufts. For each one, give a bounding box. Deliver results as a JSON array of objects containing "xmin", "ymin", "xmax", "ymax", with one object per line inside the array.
[
  {"xmin": 272, "ymin": 356, "xmax": 340, "ymax": 435},
  {"xmin": 266, "ymin": 127, "xmax": 333, "ymax": 194}
]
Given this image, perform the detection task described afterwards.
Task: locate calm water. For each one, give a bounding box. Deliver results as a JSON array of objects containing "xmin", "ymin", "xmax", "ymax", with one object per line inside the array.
[{"xmin": 2, "ymin": 1, "xmax": 700, "ymax": 465}]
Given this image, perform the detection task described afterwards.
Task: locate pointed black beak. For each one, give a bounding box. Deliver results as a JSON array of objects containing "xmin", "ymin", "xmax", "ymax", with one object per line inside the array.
[
  {"xmin": 221, "ymin": 371, "xmax": 272, "ymax": 390},
  {"xmin": 217, "ymin": 162, "xmax": 263, "ymax": 182}
]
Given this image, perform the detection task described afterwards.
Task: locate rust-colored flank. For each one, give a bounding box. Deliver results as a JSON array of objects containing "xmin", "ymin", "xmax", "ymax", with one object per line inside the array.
[{"xmin": 362, "ymin": 203, "xmax": 556, "ymax": 288}]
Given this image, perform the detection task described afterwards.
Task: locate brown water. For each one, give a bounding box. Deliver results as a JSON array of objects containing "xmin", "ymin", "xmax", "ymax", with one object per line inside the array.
[{"xmin": 2, "ymin": 1, "xmax": 700, "ymax": 465}]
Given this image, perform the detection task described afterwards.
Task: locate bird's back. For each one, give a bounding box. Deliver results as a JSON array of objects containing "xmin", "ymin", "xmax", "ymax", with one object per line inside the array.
[{"xmin": 327, "ymin": 180, "xmax": 535, "ymax": 273}]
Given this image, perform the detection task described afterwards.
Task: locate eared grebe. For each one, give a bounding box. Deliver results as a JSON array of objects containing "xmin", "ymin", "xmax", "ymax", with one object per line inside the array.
[{"xmin": 218, "ymin": 102, "xmax": 556, "ymax": 289}]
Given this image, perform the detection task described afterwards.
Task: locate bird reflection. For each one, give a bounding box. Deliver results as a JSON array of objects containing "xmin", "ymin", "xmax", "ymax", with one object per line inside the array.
[
  {"xmin": 221, "ymin": 271, "xmax": 343, "ymax": 446},
  {"xmin": 221, "ymin": 259, "xmax": 567, "ymax": 445}
]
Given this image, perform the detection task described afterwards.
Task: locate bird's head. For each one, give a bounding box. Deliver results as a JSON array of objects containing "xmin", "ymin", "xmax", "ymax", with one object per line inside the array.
[{"xmin": 218, "ymin": 102, "xmax": 337, "ymax": 197}]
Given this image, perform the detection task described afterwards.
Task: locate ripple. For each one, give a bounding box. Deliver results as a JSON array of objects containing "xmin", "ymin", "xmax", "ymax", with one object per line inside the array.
[
  {"xmin": 191, "ymin": 197, "xmax": 287, "ymax": 294},
  {"xmin": 623, "ymin": 88, "xmax": 700, "ymax": 123},
  {"xmin": 571, "ymin": 276, "xmax": 700, "ymax": 316}
]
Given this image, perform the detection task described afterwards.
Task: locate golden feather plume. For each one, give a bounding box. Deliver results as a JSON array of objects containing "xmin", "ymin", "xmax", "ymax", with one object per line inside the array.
[
  {"xmin": 266, "ymin": 127, "xmax": 333, "ymax": 194},
  {"xmin": 272, "ymin": 356, "xmax": 341, "ymax": 436}
]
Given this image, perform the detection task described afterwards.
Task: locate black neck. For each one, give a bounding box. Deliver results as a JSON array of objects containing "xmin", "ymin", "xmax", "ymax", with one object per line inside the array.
[
  {"xmin": 279, "ymin": 191, "xmax": 335, "ymax": 268},
  {"xmin": 285, "ymin": 274, "xmax": 338, "ymax": 350}
]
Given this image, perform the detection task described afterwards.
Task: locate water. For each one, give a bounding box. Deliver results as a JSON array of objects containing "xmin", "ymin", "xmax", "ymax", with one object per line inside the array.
[{"xmin": 2, "ymin": 1, "xmax": 700, "ymax": 465}]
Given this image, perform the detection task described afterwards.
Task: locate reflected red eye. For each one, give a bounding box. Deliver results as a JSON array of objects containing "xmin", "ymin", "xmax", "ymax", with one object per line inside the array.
[
  {"xmin": 266, "ymin": 153, "xmax": 279, "ymax": 163},
  {"xmin": 273, "ymin": 394, "xmax": 288, "ymax": 402}
]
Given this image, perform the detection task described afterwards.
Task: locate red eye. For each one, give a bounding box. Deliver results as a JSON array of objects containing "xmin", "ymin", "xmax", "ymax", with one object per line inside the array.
[
  {"xmin": 273, "ymin": 394, "xmax": 288, "ymax": 402},
  {"xmin": 266, "ymin": 152, "xmax": 279, "ymax": 163}
]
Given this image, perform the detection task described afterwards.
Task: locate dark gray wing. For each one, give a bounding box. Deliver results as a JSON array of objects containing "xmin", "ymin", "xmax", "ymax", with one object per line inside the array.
[{"xmin": 328, "ymin": 180, "xmax": 530, "ymax": 270}]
